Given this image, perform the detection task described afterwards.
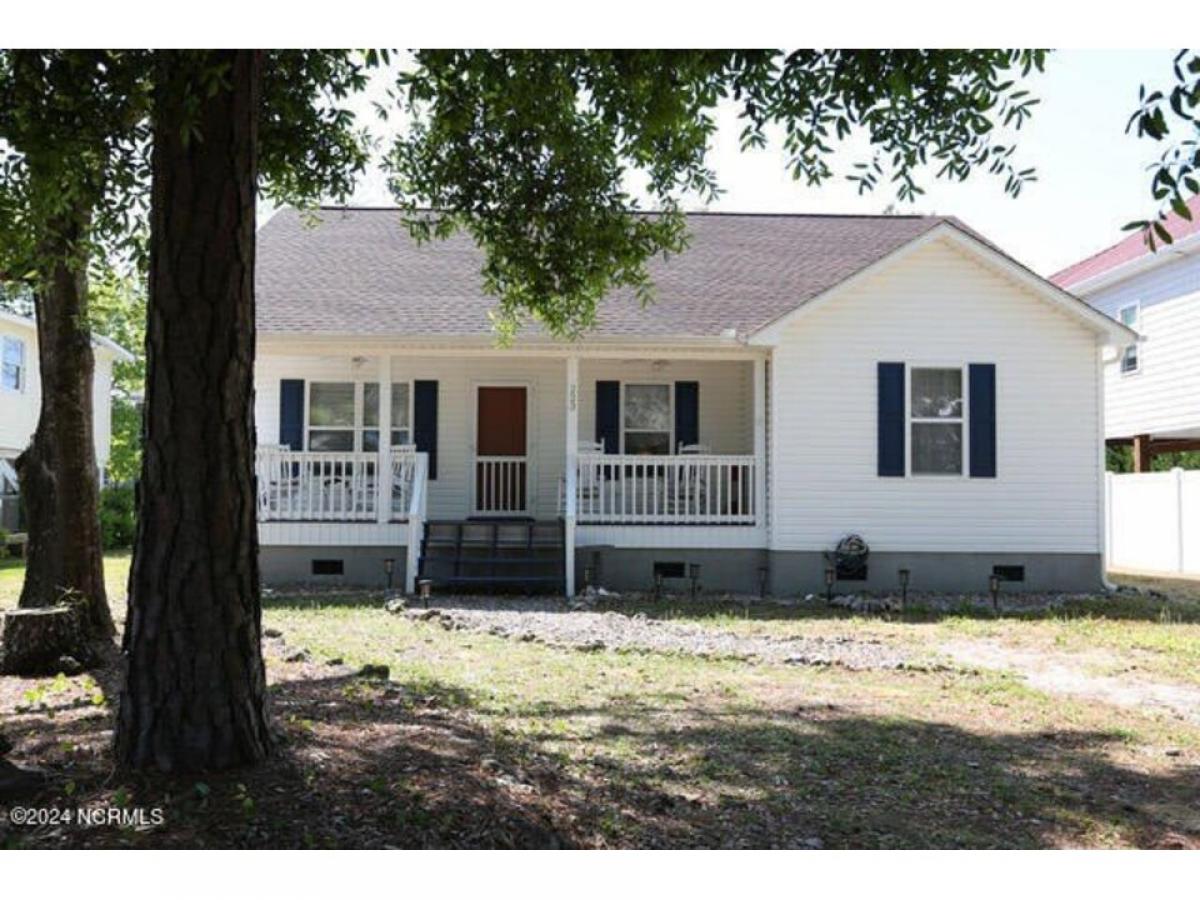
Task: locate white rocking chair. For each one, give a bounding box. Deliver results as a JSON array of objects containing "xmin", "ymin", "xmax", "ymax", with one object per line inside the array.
[
  {"xmin": 389, "ymin": 444, "xmax": 419, "ymax": 514},
  {"xmin": 256, "ymin": 444, "xmax": 296, "ymax": 514},
  {"xmin": 675, "ymin": 442, "xmax": 711, "ymax": 515},
  {"xmin": 558, "ymin": 438, "xmax": 605, "ymax": 512}
]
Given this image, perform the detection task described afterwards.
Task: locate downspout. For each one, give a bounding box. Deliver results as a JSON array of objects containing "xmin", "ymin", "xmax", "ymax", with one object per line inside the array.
[{"xmin": 1096, "ymin": 340, "xmax": 1118, "ymax": 592}]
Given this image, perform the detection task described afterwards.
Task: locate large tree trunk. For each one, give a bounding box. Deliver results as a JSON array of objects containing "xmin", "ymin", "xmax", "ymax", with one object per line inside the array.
[
  {"xmin": 14, "ymin": 190, "xmax": 114, "ymax": 641},
  {"xmin": 115, "ymin": 50, "xmax": 270, "ymax": 772}
]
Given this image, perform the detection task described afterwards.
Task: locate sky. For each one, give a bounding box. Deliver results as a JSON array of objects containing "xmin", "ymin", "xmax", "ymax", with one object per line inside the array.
[{"xmin": 332, "ymin": 49, "xmax": 1182, "ymax": 278}]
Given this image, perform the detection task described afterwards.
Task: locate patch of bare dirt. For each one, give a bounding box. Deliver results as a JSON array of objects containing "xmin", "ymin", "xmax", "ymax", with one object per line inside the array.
[{"xmin": 942, "ymin": 639, "xmax": 1200, "ymax": 725}]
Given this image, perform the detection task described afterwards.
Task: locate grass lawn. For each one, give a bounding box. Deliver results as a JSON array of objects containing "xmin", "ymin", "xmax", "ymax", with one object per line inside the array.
[
  {"xmin": 2, "ymin": 553, "xmax": 1199, "ymax": 848},
  {"xmin": 0, "ymin": 551, "xmax": 131, "ymax": 611}
]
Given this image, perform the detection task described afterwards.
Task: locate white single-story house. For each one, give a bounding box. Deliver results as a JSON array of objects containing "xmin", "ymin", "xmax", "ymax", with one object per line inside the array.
[
  {"xmin": 254, "ymin": 208, "xmax": 1134, "ymax": 596},
  {"xmin": 0, "ymin": 309, "xmax": 133, "ymax": 531}
]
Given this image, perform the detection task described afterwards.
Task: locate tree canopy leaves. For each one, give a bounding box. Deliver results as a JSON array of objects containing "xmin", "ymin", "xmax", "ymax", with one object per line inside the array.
[
  {"xmin": 1126, "ymin": 49, "xmax": 1200, "ymax": 247},
  {"xmin": 387, "ymin": 49, "xmax": 1046, "ymax": 337},
  {"xmin": 0, "ymin": 50, "xmax": 152, "ymax": 278},
  {"xmin": 0, "ymin": 50, "xmax": 374, "ymax": 281}
]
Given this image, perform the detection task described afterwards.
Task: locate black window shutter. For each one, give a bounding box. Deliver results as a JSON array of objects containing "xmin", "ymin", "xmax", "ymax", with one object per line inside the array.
[
  {"xmin": 674, "ymin": 381, "xmax": 699, "ymax": 450},
  {"xmin": 877, "ymin": 362, "xmax": 905, "ymax": 477},
  {"xmin": 413, "ymin": 380, "xmax": 438, "ymax": 479},
  {"xmin": 279, "ymin": 379, "xmax": 304, "ymax": 450},
  {"xmin": 969, "ymin": 363, "xmax": 997, "ymax": 478},
  {"xmin": 595, "ymin": 381, "xmax": 620, "ymax": 454}
]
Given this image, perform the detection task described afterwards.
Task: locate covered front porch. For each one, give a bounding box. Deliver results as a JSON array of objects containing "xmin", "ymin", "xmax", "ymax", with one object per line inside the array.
[{"xmin": 253, "ymin": 345, "xmax": 768, "ymax": 594}]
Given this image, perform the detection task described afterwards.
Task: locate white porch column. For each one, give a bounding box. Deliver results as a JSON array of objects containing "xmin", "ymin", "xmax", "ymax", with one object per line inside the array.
[
  {"xmin": 564, "ymin": 355, "xmax": 579, "ymax": 596},
  {"xmin": 376, "ymin": 355, "xmax": 392, "ymax": 524},
  {"xmin": 753, "ymin": 355, "xmax": 767, "ymax": 529}
]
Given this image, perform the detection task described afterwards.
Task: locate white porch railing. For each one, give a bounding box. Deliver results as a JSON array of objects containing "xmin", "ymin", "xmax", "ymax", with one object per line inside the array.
[
  {"xmin": 568, "ymin": 452, "xmax": 758, "ymax": 524},
  {"xmin": 256, "ymin": 446, "xmax": 422, "ymax": 523},
  {"xmin": 474, "ymin": 455, "xmax": 528, "ymax": 515}
]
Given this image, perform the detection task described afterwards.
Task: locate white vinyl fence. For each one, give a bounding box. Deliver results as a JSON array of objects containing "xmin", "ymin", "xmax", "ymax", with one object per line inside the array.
[{"xmin": 1106, "ymin": 469, "xmax": 1200, "ymax": 577}]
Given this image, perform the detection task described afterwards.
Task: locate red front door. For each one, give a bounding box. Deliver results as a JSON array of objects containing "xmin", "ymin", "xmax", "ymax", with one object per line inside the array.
[{"xmin": 474, "ymin": 387, "xmax": 528, "ymax": 514}]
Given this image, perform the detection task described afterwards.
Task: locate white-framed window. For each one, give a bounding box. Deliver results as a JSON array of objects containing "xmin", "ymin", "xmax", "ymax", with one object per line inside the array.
[
  {"xmin": 622, "ymin": 383, "xmax": 672, "ymax": 455},
  {"xmin": 1, "ymin": 335, "xmax": 25, "ymax": 393},
  {"xmin": 307, "ymin": 382, "xmax": 357, "ymax": 451},
  {"xmin": 1118, "ymin": 303, "xmax": 1140, "ymax": 374},
  {"xmin": 363, "ymin": 382, "xmax": 412, "ymax": 450},
  {"xmin": 307, "ymin": 381, "xmax": 413, "ymax": 452},
  {"xmin": 909, "ymin": 366, "xmax": 965, "ymax": 476}
]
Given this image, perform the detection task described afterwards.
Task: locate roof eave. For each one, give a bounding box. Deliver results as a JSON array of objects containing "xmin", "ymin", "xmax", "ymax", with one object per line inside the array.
[
  {"xmin": 93, "ymin": 335, "xmax": 136, "ymax": 363},
  {"xmin": 0, "ymin": 309, "xmax": 134, "ymax": 361}
]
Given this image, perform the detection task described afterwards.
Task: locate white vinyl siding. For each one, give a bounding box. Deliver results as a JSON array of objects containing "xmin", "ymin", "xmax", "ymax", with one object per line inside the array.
[
  {"xmin": 92, "ymin": 357, "xmax": 115, "ymax": 477},
  {"xmin": 1081, "ymin": 252, "xmax": 1200, "ymax": 439},
  {"xmin": 769, "ymin": 237, "xmax": 1102, "ymax": 554}
]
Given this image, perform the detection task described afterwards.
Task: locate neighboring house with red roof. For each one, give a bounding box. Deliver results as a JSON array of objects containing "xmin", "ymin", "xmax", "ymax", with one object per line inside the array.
[
  {"xmin": 252, "ymin": 207, "xmax": 1132, "ymax": 596},
  {"xmin": 1051, "ymin": 195, "xmax": 1200, "ymax": 470}
]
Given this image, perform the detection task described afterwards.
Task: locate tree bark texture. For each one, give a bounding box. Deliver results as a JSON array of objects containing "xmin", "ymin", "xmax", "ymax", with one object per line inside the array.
[
  {"xmin": 15, "ymin": 189, "xmax": 114, "ymax": 640},
  {"xmin": 116, "ymin": 50, "xmax": 271, "ymax": 772}
]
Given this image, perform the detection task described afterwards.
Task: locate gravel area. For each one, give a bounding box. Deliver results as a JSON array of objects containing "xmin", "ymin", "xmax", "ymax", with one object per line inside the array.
[{"xmin": 396, "ymin": 598, "xmax": 914, "ymax": 670}]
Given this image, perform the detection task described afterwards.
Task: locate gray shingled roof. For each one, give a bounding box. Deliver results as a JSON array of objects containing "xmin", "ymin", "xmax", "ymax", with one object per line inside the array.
[{"xmin": 256, "ymin": 207, "xmax": 949, "ymax": 340}]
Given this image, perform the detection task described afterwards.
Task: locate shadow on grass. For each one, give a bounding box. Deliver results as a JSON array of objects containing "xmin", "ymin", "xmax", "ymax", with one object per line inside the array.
[{"xmin": 7, "ymin": 666, "xmax": 1200, "ymax": 849}]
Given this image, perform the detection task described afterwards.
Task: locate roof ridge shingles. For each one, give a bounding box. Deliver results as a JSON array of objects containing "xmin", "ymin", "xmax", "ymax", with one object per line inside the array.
[{"xmin": 256, "ymin": 208, "xmax": 952, "ymax": 340}]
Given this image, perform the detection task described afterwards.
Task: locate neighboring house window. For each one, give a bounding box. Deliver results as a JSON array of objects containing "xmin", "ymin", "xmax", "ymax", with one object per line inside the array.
[
  {"xmin": 1, "ymin": 336, "xmax": 25, "ymax": 392},
  {"xmin": 307, "ymin": 382, "xmax": 357, "ymax": 451},
  {"xmin": 622, "ymin": 383, "xmax": 672, "ymax": 454},
  {"xmin": 1118, "ymin": 303, "xmax": 1140, "ymax": 374},
  {"xmin": 0, "ymin": 457, "xmax": 18, "ymax": 494},
  {"xmin": 909, "ymin": 367, "xmax": 964, "ymax": 475},
  {"xmin": 362, "ymin": 382, "xmax": 412, "ymax": 450}
]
